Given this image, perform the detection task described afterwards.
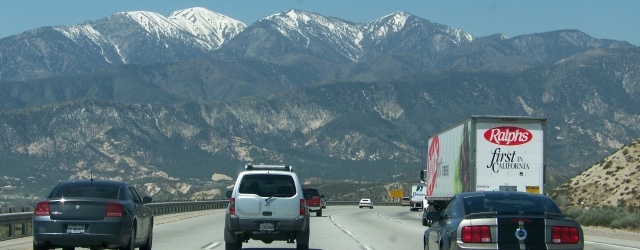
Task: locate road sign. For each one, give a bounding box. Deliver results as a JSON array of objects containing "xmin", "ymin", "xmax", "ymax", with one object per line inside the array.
[{"xmin": 389, "ymin": 189, "xmax": 404, "ymax": 198}]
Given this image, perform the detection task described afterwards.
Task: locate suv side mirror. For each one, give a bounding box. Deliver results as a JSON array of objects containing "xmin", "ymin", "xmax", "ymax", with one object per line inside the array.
[
  {"xmin": 320, "ymin": 195, "xmax": 325, "ymax": 198},
  {"xmin": 226, "ymin": 190, "xmax": 232, "ymax": 198}
]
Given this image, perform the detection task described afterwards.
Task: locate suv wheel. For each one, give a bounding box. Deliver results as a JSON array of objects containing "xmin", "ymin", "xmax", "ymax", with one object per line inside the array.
[{"xmin": 296, "ymin": 228, "xmax": 310, "ymax": 250}]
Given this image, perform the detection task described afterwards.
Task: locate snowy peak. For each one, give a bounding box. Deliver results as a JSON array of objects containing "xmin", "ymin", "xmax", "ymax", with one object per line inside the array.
[
  {"xmin": 168, "ymin": 7, "xmax": 247, "ymax": 45},
  {"xmin": 120, "ymin": 11, "xmax": 185, "ymax": 38}
]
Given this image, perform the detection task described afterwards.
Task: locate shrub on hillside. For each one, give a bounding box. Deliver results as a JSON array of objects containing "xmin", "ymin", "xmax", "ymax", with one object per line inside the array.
[
  {"xmin": 611, "ymin": 213, "xmax": 640, "ymax": 230},
  {"xmin": 564, "ymin": 206, "xmax": 640, "ymax": 229},
  {"xmin": 564, "ymin": 207, "xmax": 584, "ymax": 219}
]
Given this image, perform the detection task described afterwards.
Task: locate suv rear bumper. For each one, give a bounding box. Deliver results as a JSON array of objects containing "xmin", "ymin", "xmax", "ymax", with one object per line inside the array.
[
  {"xmin": 307, "ymin": 205, "xmax": 322, "ymax": 212},
  {"xmin": 225, "ymin": 215, "xmax": 309, "ymax": 242}
]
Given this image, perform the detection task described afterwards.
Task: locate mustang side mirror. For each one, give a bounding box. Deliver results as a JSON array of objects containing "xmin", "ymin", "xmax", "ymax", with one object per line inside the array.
[{"xmin": 426, "ymin": 212, "xmax": 442, "ymax": 221}]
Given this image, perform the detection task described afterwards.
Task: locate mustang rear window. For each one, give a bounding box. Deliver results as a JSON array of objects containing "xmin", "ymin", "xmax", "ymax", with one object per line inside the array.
[
  {"xmin": 463, "ymin": 196, "xmax": 563, "ymax": 214},
  {"xmin": 49, "ymin": 182, "xmax": 121, "ymax": 199},
  {"xmin": 239, "ymin": 174, "xmax": 296, "ymax": 197}
]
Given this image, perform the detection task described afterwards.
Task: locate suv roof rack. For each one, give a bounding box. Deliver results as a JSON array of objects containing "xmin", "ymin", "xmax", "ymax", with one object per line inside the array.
[{"xmin": 245, "ymin": 164, "xmax": 294, "ymax": 172}]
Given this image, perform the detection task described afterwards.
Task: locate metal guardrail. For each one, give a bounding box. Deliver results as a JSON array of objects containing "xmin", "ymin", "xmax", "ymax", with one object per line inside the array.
[{"xmin": 0, "ymin": 200, "xmax": 398, "ymax": 240}]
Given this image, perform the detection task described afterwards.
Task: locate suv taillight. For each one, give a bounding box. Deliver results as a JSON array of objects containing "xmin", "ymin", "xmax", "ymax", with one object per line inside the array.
[
  {"xmin": 552, "ymin": 226, "xmax": 580, "ymax": 244},
  {"xmin": 34, "ymin": 201, "xmax": 50, "ymax": 216},
  {"xmin": 229, "ymin": 198, "xmax": 235, "ymax": 215},
  {"xmin": 461, "ymin": 226, "xmax": 491, "ymax": 243},
  {"xmin": 300, "ymin": 199, "xmax": 306, "ymax": 215},
  {"xmin": 105, "ymin": 202, "xmax": 124, "ymax": 217}
]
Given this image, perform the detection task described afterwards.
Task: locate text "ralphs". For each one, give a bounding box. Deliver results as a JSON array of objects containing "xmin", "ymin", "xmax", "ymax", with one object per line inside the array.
[{"xmin": 484, "ymin": 126, "xmax": 532, "ymax": 146}]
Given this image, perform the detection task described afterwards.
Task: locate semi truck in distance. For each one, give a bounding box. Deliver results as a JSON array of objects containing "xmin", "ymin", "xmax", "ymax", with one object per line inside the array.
[
  {"xmin": 410, "ymin": 184, "xmax": 426, "ymax": 211},
  {"xmin": 419, "ymin": 115, "xmax": 547, "ymax": 226}
]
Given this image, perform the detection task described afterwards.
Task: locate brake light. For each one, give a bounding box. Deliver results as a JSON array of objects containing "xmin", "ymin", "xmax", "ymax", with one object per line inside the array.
[
  {"xmin": 461, "ymin": 226, "xmax": 491, "ymax": 243},
  {"xmin": 300, "ymin": 199, "xmax": 306, "ymax": 215},
  {"xmin": 229, "ymin": 198, "xmax": 235, "ymax": 215},
  {"xmin": 34, "ymin": 201, "xmax": 50, "ymax": 216},
  {"xmin": 105, "ymin": 202, "xmax": 124, "ymax": 217},
  {"xmin": 552, "ymin": 226, "xmax": 580, "ymax": 244}
]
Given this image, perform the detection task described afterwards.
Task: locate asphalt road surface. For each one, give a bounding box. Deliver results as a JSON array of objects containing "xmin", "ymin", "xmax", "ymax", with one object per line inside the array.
[{"xmin": 1, "ymin": 206, "xmax": 638, "ymax": 249}]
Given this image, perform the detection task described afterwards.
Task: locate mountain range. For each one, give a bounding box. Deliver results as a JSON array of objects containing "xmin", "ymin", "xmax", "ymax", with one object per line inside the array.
[{"xmin": 0, "ymin": 7, "xmax": 639, "ymax": 201}]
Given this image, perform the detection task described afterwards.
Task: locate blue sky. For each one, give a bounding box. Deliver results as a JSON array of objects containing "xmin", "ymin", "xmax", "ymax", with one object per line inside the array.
[{"xmin": 1, "ymin": 0, "xmax": 638, "ymax": 46}]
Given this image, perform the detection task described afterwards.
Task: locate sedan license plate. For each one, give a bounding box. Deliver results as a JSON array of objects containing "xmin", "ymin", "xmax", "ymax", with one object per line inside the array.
[
  {"xmin": 259, "ymin": 223, "xmax": 274, "ymax": 231},
  {"xmin": 67, "ymin": 225, "xmax": 85, "ymax": 234}
]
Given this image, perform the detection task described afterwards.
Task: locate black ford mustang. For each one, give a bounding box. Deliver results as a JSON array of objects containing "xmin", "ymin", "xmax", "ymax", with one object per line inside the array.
[
  {"xmin": 33, "ymin": 179, "xmax": 153, "ymax": 250},
  {"xmin": 424, "ymin": 191, "xmax": 584, "ymax": 250}
]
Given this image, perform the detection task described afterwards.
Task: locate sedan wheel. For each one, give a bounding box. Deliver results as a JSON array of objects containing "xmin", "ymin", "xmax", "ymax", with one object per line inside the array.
[
  {"xmin": 140, "ymin": 226, "xmax": 153, "ymax": 250},
  {"xmin": 33, "ymin": 242, "xmax": 47, "ymax": 250},
  {"xmin": 120, "ymin": 227, "xmax": 135, "ymax": 250}
]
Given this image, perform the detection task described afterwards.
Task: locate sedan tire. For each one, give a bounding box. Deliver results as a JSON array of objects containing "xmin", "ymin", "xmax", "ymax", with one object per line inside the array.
[
  {"xmin": 140, "ymin": 226, "xmax": 153, "ymax": 250},
  {"xmin": 120, "ymin": 227, "xmax": 135, "ymax": 250}
]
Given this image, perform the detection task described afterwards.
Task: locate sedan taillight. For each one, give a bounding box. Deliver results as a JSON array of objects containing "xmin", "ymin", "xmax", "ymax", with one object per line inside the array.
[
  {"xmin": 229, "ymin": 198, "xmax": 235, "ymax": 215},
  {"xmin": 34, "ymin": 201, "xmax": 50, "ymax": 216},
  {"xmin": 105, "ymin": 202, "xmax": 124, "ymax": 217},
  {"xmin": 300, "ymin": 199, "xmax": 306, "ymax": 215},
  {"xmin": 461, "ymin": 225, "xmax": 491, "ymax": 243},
  {"xmin": 552, "ymin": 226, "xmax": 580, "ymax": 244}
]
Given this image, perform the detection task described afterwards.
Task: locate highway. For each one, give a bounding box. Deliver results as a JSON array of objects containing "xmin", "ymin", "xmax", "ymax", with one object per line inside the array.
[{"xmin": 1, "ymin": 206, "xmax": 638, "ymax": 249}]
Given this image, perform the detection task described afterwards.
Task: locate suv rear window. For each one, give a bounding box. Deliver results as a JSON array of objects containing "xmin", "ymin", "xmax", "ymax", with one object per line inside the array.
[
  {"xmin": 239, "ymin": 174, "xmax": 296, "ymax": 197},
  {"xmin": 49, "ymin": 182, "xmax": 121, "ymax": 199},
  {"xmin": 304, "ymin": 188, "xmax": 319, "ymax": 196}
]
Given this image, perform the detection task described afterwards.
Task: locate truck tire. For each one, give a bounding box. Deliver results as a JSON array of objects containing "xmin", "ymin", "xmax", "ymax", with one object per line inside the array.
[{"xmin": 422, "ymin": 217, "xmax": 428, "ymax": 226}]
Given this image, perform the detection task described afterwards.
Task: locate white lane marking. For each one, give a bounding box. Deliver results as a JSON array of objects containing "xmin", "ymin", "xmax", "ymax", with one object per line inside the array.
[
  {"xmin": 363, "ymin": 246, "xmax": 374, "ymax": 250},
  {"xmin": 585, "ymin": 241, "xmax": 640, "ymax": 249},
  {"xmin": 202, "ymin": 242, "xmax": 220, "ymax": 249}
]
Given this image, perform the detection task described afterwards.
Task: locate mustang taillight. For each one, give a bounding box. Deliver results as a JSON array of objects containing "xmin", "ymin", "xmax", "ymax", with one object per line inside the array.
[
  {"xmin": 105, "ymin": 202, "xmax": 124, "ymax": 217},
  {"xmin": 229, "ymin": 198, "xmax": 235, "ymax": 215},
  {"xmin": 34, "ymin": 201, "xmax": 50, "ymax": 216},
  {"xmin": 461, "ymin": 225, "xmax": 491, "ymax": 243},
  {"xmin": 552, "ymin": 226, "xmax": 580, "ymax": 244},
  {"xmin": 300, "ymin": 199, "xmax": 306, "ymax": 215}
]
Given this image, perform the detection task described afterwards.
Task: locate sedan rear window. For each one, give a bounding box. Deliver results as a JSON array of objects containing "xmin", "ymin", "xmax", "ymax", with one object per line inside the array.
[
  {"xmin": 49, "ymin": 182, "xmax": 121, "ymax": 199},
  {"xmin": 239, "ymin": 174, "xmax": 296, "ymax": 197},
  {"xmin": 463, "ymin": 195, "xmax": 562, "ymax": 214}
]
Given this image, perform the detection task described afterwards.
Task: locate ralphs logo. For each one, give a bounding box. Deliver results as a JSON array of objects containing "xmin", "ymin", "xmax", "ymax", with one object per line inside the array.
[
  {"xmin": 426, "ymin": 136, "xmax": 440, "ymax": 196},
  {"xmin": 484, "ymin": 126, "xmax": 532, "ymax": 146}
]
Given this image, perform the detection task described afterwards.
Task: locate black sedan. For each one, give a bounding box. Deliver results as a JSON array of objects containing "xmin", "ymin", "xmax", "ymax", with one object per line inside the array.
[
  {"xmin": 424, "ymin": 191, "xmax": 584, "ymax": 250},
  {"xmin": 33, "ymin": 179, "xmax": 154, "ymax": 250}
]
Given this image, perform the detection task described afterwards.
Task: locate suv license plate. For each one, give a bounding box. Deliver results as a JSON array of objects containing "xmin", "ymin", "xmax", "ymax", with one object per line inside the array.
[
  {"xmin": 259, "ymin": 223, "xmax": 274, "ymax": 231},
  {"xmin": 67, "ymin": 225, "xmax": 85, "ymax": 234}
]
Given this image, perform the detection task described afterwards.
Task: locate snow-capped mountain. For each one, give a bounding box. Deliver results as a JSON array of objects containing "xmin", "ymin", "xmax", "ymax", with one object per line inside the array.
[
  {"xmin": 0, "ymin": 7, "xmax": 246, "ymax": 80},
  {"xmin": 0, "ymin": 7, "xmax": 635, "ymax": 82},
  {"xmin": 218, "ymin": 9, "xmax": 473, "ymax": 62}
]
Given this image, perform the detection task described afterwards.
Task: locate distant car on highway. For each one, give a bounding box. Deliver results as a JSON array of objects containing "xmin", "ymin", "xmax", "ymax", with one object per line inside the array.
[
  {"xmin": 359, "ymin": 198, "xmax": 373, "ymax": 209},
  {"xmin": 401, "ymin": 197, "xmax": 411, "ymax": 207},
  {"xmin": 303, "ymin": 187, "xmax": 324, "ymax": 216},
  {"xmin": 423, "ymin": 191, "xmax": 583, "ymax": 250},
  {"xmin": 32, "ymin": 179, "xmax": 153, "ymax": 250}
]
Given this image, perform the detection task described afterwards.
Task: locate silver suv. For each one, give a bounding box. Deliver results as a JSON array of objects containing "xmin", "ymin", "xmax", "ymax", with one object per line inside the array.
[{"xmin": 224, "ymin": 164, "xmax": 311, "ymax": 250}]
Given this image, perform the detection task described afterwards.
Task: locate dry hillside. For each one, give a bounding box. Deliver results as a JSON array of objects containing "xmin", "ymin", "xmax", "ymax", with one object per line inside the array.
[{"xmin": 549, "ymin": 139, "xmax": 640, "ymax": 208}]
